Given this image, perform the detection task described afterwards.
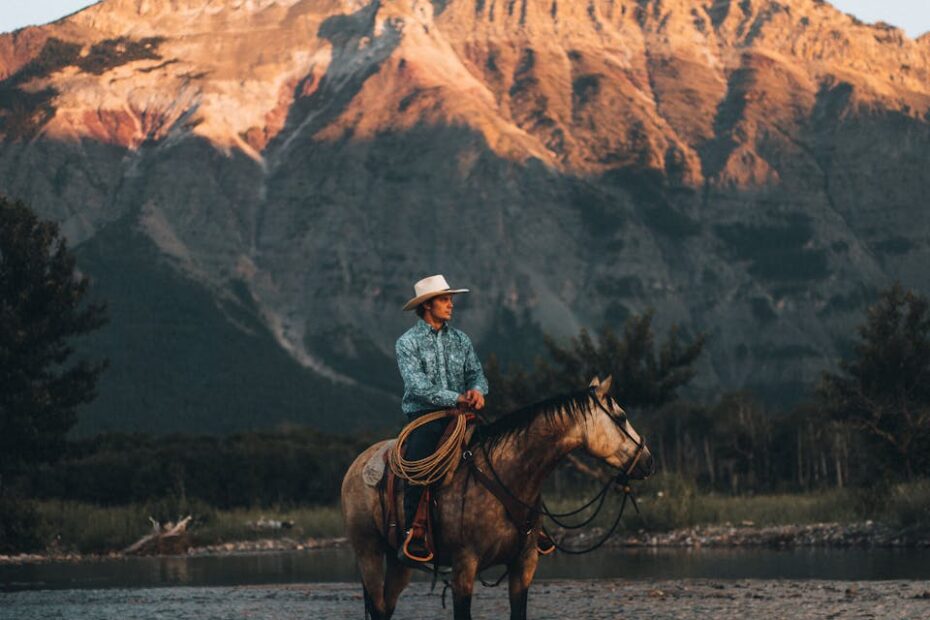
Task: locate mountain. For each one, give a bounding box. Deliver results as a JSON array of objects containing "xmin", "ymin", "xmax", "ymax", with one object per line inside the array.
[{"xmin": 1, "ymin": 0, "xmax": 929, "ymax": 434}]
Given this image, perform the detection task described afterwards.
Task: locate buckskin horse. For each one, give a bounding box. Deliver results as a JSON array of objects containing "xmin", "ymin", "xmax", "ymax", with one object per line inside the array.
[{"xmin": 340, "ymin": 376, "xmax": 655, "ymax": 620}]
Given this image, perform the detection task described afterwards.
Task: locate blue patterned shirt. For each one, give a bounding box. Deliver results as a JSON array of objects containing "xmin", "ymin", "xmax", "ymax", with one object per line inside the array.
[{"xmin": 396, "ymin": 319, "xmax": 489, "ymax": 415}]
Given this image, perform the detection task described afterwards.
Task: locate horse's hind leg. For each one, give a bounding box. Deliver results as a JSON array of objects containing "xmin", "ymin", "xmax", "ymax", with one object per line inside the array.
[
  {"xmin": 382, "ymin": 554, "xmax": 413, "ymax": 618},
  {"xmin": 357, "ymin": 546, "xmax": 388, "ymax": 619}
]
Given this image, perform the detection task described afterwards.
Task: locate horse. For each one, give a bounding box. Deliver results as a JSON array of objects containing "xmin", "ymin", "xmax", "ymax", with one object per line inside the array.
[{"xmin": 340, "ymin": 375, "xmax": 655, "ymax": 620}]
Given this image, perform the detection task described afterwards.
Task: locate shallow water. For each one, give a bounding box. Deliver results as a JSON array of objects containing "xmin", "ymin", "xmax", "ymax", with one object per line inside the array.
[
  {"xmin": 2, "ymin": 579, "xmax": 930, "ymax": 620},
  {"xmin": 3, "ymin": 547, "xmax": 930, "ymax": 592}
]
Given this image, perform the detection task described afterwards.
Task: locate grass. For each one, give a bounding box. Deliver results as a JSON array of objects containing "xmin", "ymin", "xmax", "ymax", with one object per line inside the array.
[
  {"xmin": 30, "ymin": 501, "xmax": 345, "ymax": 555},
  {"xmin": 190, "ymin": 505, "xmax": 345, "ymax": 545},
  {"xmin": 543, "ymin": 474, "xmax": 930, "ymax": 533},
  {"xmin": 15, "ymin": 478, "xmax": 930, "ymax": 555},
  {"xmin": 34, "ymin": 501, "xmax": 151, "ymax": 554}
]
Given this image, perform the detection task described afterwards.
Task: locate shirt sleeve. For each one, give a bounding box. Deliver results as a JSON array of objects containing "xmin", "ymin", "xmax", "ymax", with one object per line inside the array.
[
  {"xmin": 462, "ymin": 333, "xmax": 489, "ymax": 395},
  {"xmin": 396, "ymin": 336, "xmax": 461, "ymax": 409}
]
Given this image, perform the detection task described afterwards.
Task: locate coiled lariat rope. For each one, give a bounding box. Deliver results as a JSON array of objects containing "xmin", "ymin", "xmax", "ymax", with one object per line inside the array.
[{"xmin": 389, "ymin": 410, "xmax": 470, "ymax": 486}]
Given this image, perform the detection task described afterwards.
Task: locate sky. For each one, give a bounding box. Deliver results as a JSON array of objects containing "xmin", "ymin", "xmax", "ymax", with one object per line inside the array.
[{"xmin": 0, "ymin": 0, "xmax": 929, "ymax": 37}]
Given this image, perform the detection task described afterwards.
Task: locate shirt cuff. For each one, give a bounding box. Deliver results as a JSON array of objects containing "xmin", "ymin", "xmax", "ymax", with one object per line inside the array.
[{"xmin": 436, "ymin": 389, "xmax": 461, "ymax": 408}]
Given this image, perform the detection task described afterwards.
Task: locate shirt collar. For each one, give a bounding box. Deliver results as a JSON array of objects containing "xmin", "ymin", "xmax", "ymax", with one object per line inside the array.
[{"xmin": 417, "ymin": 318, "xmax": 448, "ymax": 335}]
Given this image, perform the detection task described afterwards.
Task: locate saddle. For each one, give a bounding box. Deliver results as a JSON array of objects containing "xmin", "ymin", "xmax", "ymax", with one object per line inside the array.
[
  {"xmin": 369, "ymin": 412, "xmax": 555, "ymax": 560},
  {"xmin": 376, "ymin": 413, "xmax": 474, "ymax": 560}
]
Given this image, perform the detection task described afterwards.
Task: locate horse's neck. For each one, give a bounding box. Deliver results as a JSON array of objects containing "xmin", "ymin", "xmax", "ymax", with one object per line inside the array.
[{"xmin": 484, "ymin": 411, "xmax": 584, "ymax": 506}]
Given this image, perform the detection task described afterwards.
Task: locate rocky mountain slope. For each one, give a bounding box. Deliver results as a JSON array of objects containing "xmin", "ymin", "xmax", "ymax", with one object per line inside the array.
[{"xmin": 1, "ymin": 0, "xmax": 929, "ymax": 433}]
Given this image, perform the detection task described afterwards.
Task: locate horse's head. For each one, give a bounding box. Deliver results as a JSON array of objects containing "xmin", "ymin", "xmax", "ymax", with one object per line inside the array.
[{"xmin": 579, "ymin": 376, "xmax": 655, "ymax": 480}]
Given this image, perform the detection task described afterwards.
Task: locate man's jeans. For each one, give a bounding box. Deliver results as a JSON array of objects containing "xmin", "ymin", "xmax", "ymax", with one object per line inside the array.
[{"xmin": 401, "ymin": 410, "xmax": 448, "ymax": 530}]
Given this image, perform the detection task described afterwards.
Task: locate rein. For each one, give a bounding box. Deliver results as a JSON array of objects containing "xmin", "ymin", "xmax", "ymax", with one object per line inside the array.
[{"xmin": 466, "ymin": 391, "xmax": 646, "ymax": 555}]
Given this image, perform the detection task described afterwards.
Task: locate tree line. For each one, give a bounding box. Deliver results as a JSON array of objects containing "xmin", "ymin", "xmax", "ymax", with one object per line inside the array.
[
  {"xmin": 485, "ymin": 285, "xmax": 930, "ymax": 492},
  {"xmin": 12, "ymin": 428, "xmax": 369, "ymax": 508}
]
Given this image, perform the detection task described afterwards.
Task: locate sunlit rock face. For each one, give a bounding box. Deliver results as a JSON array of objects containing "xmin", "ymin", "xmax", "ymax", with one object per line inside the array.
[{"xmin": 1, "ymin": 0, "xmax": 929, "ymax": 432}]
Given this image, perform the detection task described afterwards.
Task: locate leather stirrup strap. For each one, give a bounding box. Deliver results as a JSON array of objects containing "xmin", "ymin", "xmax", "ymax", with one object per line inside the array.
[{"xmin": 402, "ymin": 487, "xmax": 434, "ymax": 562}]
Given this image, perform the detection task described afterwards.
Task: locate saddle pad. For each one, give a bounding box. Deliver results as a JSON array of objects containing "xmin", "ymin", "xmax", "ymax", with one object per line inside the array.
[{"xmin": 362, "ymin": 440, "xmax": 396, "ymax": 486}]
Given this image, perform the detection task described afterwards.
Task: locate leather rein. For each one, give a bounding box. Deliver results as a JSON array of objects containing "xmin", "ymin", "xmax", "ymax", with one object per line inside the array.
[{"xmin": 463, "ymin": 390, "xmax": 645, "ymax": 555}]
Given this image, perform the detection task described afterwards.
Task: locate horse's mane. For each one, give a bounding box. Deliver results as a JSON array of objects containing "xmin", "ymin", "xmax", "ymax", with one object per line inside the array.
[{"xmin": 472, "ymin": 389, "xmax": 597, "ymax": 451}]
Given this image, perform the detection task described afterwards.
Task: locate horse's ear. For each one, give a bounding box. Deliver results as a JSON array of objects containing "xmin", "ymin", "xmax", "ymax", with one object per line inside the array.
[
  {"xmin": 588, "ymin": 376, "xmax": 601, "ymax": 388},
  {"xmin": 596, "ymin": 375, "xmax": 613, "ymax": 397}
]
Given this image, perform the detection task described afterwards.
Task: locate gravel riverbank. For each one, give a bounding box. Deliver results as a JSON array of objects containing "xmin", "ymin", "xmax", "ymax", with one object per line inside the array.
[
  {"xmin": 589, "ymin": 520, "xmax": 930, "ymax": 549},
  {"xmin": 2, "ymin": 521, "xmax": 928, "ymax": 566}
]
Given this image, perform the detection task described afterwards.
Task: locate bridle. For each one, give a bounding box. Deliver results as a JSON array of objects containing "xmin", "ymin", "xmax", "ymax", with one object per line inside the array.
[
  {"xmin": 592, "ymin": 392, "xmax": 647, "ymax": 480},
  {"xmin": 465, "ymin": 388, "xmax": 647, "ymax": 555},
  {"xmin": 429, "ymin": 390, "xmax": 648, "ymax": 602}
]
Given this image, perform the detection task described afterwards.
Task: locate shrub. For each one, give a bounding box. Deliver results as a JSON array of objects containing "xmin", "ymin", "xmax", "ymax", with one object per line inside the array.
[{"xmin": 0, "ymin": 499, "xmax": 42, "ymax": 553}]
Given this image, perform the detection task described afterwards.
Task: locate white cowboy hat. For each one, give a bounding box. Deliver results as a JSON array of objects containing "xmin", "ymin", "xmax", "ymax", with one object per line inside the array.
[{"xmin": 402, "ymin": 274, "xmax": 469, "ymax": 311}]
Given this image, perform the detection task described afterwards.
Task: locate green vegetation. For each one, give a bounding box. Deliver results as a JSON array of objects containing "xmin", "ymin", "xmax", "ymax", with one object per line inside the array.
[
  {"xmin": 485, "ymin": 310, "xmax": 705, "ymax": 416},
  {"xmin": 490, "ymin": 285, "xmax": 930, "ymax": 498},
  {"xmin": 543, "ymin": 475, "xmax": 930, "ymax": 533},
  {"xmin": 30, "ymin": 501, "xmax": 344, "ymax": 554},
  {"xmin": 715, "ymin": 213, "xmax": 829, "ymax": 283},
  {"xmin": 640, "ymin": 203, "xmax": 701, "ymax": 238},
  {"xmin": 16, "ymin": 428, "xmax": 369, "ymax": 509},
  {"xmin": 820, "ymin": 283, "xmax": 930, "ymax": 478},
  {"xmin": 0, "ymin": 198, "xmax": 108, "ymax": 493},
  {"xmin": 0, "ymin": 196, "xmax": 108, "ymax": 552},
  {"xmin": 571, "ymin": 74, "xmax": 601, "ymax": 107},
  {"xmin": 0, "ymin": 37, "xmax": 164, "ymax": 139},
  {"xmin": 78, "ymin": 37, "xmax": 163, "ymax": 76},
  {"xmin": 570, "ymin": 182, "xmax": 626, "ymax": 236},
  {"xmin": 22, "ymin": 480, "xmax": 930, "ymax": 555}
]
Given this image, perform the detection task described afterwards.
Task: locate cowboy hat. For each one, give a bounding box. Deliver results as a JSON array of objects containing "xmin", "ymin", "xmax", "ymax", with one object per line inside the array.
[{"xmin": 402, "ymin": 274, "xmax": 469, "ymax": 311}]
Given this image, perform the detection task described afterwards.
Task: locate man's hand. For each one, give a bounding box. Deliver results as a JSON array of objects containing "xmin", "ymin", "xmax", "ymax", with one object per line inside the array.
[{"xmin": 459, "ymin": 389, "xmax": 485, "ymax": 411}]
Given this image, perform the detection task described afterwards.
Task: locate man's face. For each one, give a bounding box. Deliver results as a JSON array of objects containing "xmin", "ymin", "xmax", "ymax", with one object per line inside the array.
[{"xmin": 425, "ymin": 294, "xmax": 454, "ymax": 322}]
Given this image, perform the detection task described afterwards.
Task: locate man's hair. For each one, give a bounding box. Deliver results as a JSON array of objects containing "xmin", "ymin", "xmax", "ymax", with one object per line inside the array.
[{"xmin": 415, "ymin": 302, "xmax": 427, "ymax": 318}]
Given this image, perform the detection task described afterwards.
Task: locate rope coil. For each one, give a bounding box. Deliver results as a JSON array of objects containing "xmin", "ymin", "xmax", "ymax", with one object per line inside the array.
[{"xmin": 389, "ymin": 410, "xmax": 470, "ymax": 486}]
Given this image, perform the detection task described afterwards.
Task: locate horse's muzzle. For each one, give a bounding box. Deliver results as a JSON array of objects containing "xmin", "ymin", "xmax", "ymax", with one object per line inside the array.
[{"xmin": 630, "ymin": 448, "xmax": 655, "ymax": 480}]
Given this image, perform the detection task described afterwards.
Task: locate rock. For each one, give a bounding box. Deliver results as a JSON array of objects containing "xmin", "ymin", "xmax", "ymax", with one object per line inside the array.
[{"xmin": 2, "ymin": 0, "xmax": 930, "ymax": 433}]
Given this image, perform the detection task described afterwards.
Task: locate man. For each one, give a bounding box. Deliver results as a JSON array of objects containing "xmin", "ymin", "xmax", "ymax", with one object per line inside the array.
[{"xmin": 396, "ymin": 274, "xmax": 488, "ymax": 561}]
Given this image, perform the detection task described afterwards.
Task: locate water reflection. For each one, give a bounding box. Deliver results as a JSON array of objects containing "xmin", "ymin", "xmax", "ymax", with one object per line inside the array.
[{"xmin": 3, "ymin": 547, "xmax": 930, "ymax": 592}]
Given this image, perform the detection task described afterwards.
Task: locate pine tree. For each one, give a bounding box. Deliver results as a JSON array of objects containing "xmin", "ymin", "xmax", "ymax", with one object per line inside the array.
[
  {"xmin": 0, "ymin": 196, "xmax": 108, "ymax": 493},
  {"xmin": 819, "ymin": 283, "xmax": 930, "ymax": 479},
  {"xmin": 485, "ymin": 311, "xmax": 705, "ymax": 416}
]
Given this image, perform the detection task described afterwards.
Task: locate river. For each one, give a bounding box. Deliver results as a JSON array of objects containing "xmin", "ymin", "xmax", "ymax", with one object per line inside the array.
[{"xmin": 2, "ymin": 548, "xmax": 929, "ymax": 619}]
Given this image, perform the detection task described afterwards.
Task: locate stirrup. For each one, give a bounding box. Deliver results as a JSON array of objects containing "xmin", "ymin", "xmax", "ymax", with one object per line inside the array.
[
  {"xmin": 401, "ymin": 528, "xmax": 434, "ymax": 563},
  {"xmin": 536, "ymin": 530, "xmax": 556, "ymax": 555}
]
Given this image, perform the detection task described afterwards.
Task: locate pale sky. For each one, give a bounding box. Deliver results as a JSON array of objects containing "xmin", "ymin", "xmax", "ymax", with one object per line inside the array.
[{"xmin": 0, "ymin": 0, "xmax": 929, "ymax": 37}]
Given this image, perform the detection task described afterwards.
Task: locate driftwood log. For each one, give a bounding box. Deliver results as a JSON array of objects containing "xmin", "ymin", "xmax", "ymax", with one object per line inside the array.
[{"xmin": 123, "ymin": 516, "xmax": 192, "ymax": 555}]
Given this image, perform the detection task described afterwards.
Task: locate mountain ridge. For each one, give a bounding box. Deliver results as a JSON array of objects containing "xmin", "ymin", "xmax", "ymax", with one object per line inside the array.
[{"xmin": 1, "ymin": 0, "xmax": 928, "ymax": 432}]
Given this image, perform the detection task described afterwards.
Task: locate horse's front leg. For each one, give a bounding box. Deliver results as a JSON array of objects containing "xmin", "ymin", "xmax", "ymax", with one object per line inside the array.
[
  {"xmin": 507, "ymin": 546, "xmax": 539, "ymax": 620},
  {"xmin": 451, "ymin": 553, "xmax": 479, "ymax": 620}
]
